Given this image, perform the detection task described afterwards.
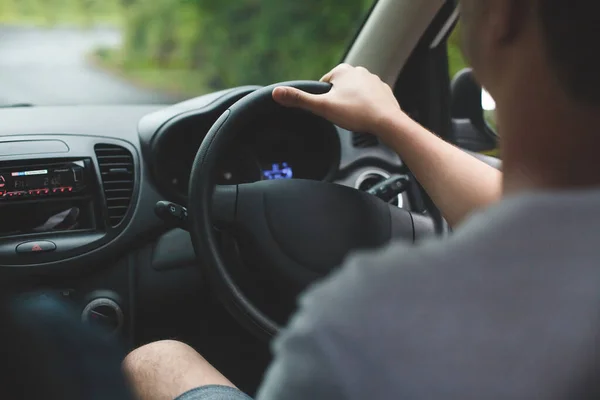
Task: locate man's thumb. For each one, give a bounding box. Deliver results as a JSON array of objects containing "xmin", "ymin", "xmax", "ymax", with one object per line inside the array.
[{"xmin": 272, "ymin": 86, "xmax": 322, "ymax": 110}]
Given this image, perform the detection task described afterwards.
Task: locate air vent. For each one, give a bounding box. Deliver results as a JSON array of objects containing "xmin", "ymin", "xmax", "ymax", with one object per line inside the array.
[
  {"xmin": 352, "ymin": 132, "xmax": 378, "ymax": 148},
  {"xmin": 94, "ymin": 144, "xmax": 134, "ymax": 227}
]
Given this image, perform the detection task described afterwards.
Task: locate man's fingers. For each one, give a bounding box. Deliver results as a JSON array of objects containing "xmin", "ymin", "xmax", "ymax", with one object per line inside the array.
[
  {"xmin": 320, "ymin": 63, "xmax": 353, "ymax": 83},
  {"xmin": 320, "ymin": 70, "xmax": 335, "ymax": 83},
  {"xmin": 272, "ymin": 86, "xmax": 323, "ymax": 110}
]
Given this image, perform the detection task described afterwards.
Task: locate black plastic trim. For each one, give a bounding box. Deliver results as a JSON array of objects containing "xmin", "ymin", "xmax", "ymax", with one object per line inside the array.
[
  {"xmin": 151, "ymin": 228, "xmax": 196, "ymax": 271},
  {"xmin": 138, "ymin": 86, "xmax": 261, "ymax": 161},
  {"xmin": 144, "ymin": 88, "xmax": 259, "ymax": 203}
]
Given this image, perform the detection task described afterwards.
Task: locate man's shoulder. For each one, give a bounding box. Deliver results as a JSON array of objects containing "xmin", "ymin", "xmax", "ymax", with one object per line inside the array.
[
  {"xmin": 297, "ymin": 235, "xmax": 472, "ymax": 326},
  {"xmin": 269, "ymin": 191, "xmax": 600, "ymax": 398},
  {"xmin": 292, "ymin": 188, "xmax": 600, "ymax": 346},
  {"xmin": 302, "ymin": 188, "xmax": 600, "ymax": 323},
  {"xmin": 278, "ymin": 192, "xmax": 600, "ymax": 398},
  {"xmin": 301, "ymin": 205, "xmax": 503, "ymax": 313}
]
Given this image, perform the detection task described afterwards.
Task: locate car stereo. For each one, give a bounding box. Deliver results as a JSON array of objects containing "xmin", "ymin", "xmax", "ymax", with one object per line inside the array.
[
  {"xmin": 0, "ymin": 160, "xmax": 88, "ymax": 200},
  {"xmin": 0, "ymin": 159, "xmax": 98, "ymax": 238}
]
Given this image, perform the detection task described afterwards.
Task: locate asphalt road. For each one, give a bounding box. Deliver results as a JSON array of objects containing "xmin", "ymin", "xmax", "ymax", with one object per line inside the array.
[{"xmin": 0, "ymin": 25, "xmax": 174, "ymax": 106}]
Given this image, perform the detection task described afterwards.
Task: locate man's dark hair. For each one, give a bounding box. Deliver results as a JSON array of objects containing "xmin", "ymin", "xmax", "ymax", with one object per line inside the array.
[{"xmin": 539, "ymin": 1, "xmax": 600, "ymax": 104}]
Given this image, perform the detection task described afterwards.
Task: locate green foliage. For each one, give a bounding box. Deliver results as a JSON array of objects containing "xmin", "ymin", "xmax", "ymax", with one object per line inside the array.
[
  {"xmin": 447, "ymin": 22, "xmax": 468, "ymax": 80},
  {"xmin": 115, "ymin": 0, "xmax": 372, "ymax": 91},
  {"xmin": 0, "ymin": 0, "xmax": 122, "ymax": 25}
]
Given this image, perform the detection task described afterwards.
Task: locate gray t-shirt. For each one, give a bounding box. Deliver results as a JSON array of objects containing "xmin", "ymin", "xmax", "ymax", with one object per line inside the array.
[{"xmin": 256, "ymin": 189, "xmax": 600, "ymax": 399}]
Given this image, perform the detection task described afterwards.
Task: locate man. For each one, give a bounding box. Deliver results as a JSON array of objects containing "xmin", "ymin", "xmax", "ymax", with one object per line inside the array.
[{"xmin": 123, "ymin": 0, "xmax": 600, "ymax": 399}]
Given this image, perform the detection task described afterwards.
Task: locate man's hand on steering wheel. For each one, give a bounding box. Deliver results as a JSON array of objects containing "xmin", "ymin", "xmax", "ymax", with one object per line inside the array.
[{"xmin": 272, "ymin": 64, "xmax": 407, "ymax": 140}]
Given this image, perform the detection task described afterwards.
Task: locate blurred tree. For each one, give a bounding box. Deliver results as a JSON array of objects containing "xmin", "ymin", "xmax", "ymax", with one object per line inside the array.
[
  {"xmin": 0, "ymin": 0, "xmax": 122, "ymax": 25},
  {"xmin": 0, "ymin": 0, "xmax": 18, "ymax": 21},
  {"xmin": 118, "ymin": 0, "xmax": 372, "ymax": 90},
  {"xmin": 77, "ymin": 0, "xmax": 95, "ymax": 27}
]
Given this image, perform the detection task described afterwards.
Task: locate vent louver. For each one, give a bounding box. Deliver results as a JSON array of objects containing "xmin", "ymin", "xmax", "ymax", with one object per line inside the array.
[
  {"xmin": 94, "ymin": 144, "xmax": 134, "ymax": 227},
  {"xmin": 352, "ymin": 132, "xmax": 379, "ymax": 148}
]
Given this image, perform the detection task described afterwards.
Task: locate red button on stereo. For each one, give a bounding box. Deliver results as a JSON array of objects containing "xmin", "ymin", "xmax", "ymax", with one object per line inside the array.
[{"xmin": 16, "ymin": 241, "xmax": 57, "ymax": 254}]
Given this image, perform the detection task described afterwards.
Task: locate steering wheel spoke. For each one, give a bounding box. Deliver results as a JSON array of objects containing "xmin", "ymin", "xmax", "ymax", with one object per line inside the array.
[{"xmin": 212, "ymin": 185, "xmax": 238, "ymax": 226}]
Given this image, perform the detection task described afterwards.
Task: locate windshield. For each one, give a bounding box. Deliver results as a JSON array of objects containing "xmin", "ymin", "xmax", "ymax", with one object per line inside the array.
[{"xmin": 0, "ymin": 0, "xmax": 373, "ymax": 106}]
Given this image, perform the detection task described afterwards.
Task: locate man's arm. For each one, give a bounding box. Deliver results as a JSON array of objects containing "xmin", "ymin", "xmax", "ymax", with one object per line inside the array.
[
  {"xmin": 378, "ymin": 113, "xmax": 502, "ymax": 226},
  {"xmin": 273, "ymin": 64, "xmax": 502, "ymax": 226}
]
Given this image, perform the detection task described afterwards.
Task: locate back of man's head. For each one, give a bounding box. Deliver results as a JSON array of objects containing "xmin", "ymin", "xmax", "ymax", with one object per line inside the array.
[
  {"xmin": 461, "ymin": 0, "xmax": 600, "ymax": 106},
  {"xmin": 460, "ymin": 0, "xmax": 600, "ymax": 190},
  {"xmin": 539, "ymin": 0, "xmax": 600, "ymax": 105}
]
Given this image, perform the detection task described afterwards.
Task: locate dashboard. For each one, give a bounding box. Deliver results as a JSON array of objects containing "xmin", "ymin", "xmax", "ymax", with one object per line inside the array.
[
  {"xmin": 0, "ymin": 86, "xmax": 406, "ymax": 271},
  {"xmin": 0, "ymin": 83, "xmax": 504, "ymax": 348},
  {"xmin": 0, "ymin": 85, "xmax": 406, "ymax": 340}
]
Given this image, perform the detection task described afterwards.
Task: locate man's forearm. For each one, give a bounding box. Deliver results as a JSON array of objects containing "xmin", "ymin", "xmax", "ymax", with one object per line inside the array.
[{"xmin": 378, "ymin": 114, "xmax": 502, "ymax": 227}]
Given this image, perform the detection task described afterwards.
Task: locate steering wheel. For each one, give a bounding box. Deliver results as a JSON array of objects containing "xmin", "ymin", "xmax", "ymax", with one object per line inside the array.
[{"xmin": 188, "ymin": 81, "xmax": 435, "ymax": 340}]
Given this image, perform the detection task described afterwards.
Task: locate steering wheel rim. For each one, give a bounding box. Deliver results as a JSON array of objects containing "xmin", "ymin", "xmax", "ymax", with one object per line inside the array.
[
  {"xmin": 189, "ymin": 81, "xmax": 331, "ymax": 338},
  {"xmin": 188, "ymin": 81, "xmax": 426, "ymax": 341}
]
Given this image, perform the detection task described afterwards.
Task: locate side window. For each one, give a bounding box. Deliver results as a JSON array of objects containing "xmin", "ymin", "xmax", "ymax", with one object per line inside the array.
[
  {"xmin": 447, "ymin": 23, "xmax": 467, "ymax": 80},
  {"xmin": 447, "ymin": 23, "xmax": 499, "ymax": 157}
]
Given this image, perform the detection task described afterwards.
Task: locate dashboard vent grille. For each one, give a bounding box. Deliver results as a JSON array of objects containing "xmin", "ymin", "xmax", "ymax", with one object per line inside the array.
[
  {"xmin": 94, "ymin": 144, "xmax": 134, "ymax": 227},
  {"xmin": 352, "ymin": 132, "xmax": 379, "ymax": 148}
]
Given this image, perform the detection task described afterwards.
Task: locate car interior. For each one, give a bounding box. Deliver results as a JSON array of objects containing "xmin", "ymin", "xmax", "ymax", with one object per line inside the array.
[{"xmin": 0, "ymin": 0, "xmax": 501, "ymax": 395}]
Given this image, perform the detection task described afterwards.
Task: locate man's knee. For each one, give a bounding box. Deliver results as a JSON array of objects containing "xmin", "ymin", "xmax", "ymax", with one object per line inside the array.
[
  {"xmin": 123, "ymin": 339, "xmax": 194, "ymax": 378},
  {"xmin": 123, "ymin": 340, "xmax": 235, "ymax": 400}
]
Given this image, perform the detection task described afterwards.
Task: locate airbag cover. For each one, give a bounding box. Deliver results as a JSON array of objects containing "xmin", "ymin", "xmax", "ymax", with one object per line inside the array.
[{"xmin": 260, "ymin": 180, "xmax": 392, "ymax": 274}]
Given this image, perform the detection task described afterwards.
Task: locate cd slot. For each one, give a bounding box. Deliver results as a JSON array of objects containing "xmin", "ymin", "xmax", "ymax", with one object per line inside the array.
[{"xmin": 0, "ymin": 197, "xmax": 97, "ymax": 238}]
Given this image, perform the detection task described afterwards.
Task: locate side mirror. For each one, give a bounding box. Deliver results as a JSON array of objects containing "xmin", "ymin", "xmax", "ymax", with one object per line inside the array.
[
  {"xmin": 481, "ymin": 89, "xmax": 497, "ymax": 131},
  {"xmin": 450, "ymin": 68, "xmax": 498, "ymax": 152}
]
